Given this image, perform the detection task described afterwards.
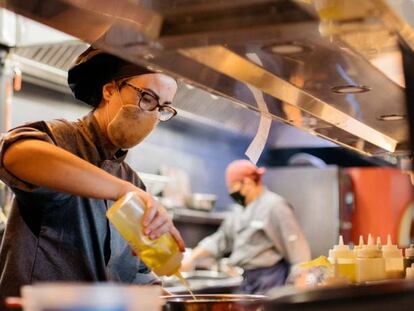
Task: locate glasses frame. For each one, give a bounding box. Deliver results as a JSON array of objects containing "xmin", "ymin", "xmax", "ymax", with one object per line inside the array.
[{"xmin": 119, "ymin": 81, "xmax": 177, "ymax": 122}]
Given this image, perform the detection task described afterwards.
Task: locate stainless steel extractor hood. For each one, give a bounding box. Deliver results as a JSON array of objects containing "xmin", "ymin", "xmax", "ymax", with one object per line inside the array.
[{"xmin": 1, "ymin": 0, "xmax": 413, "ymax": 161}]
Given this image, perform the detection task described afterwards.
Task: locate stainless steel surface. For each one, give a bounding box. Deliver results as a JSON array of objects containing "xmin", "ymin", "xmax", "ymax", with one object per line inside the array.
[
  {"xmin": 263, "ymin": 166, "xmax": 342, "ymax": 258},
  {"xmin": 172, "ymin": 209, "xmax": 225, "ymax": 248},
  {"xmin": 10, "ymin": 42, "xmax": 299, "ymax": 146},
  {"xmin": 177, "ymin": 42, "xmax": 403, "ymax": 155},
  {"xmin": 265, "ymin": 279, "xmax": 414, "ymax": 311},
  {"xmin": 162, "ymin": 294, "xmax": 265, "ymax": 311},
  {"xmin": 11, "ymin": 42, "xmax": 87, "ymax": 94},
  {"xmin": 163, "ymin": 270, "xmax": 243, "ymax": 294},
  {"xmin": 173, "ymin": 209, "xmax": 226, "ymax": 225},
  {"xmin": 0, "ymin": 8, "xmax": 76, "ymax": 47},
  {"xmin": 185, "ymin": 193, "xmax": 217, "ymax": 211},
  {"xmin": 2, "ymin": 0, "xmax": 414, "ymax": 159}
]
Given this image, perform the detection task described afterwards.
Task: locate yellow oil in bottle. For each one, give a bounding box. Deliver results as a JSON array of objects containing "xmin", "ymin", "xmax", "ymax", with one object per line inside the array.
[
  {"xmin": 136, "ymin": 233, "xmax": 183, "ymax": 276},
  {"xmin": 314, "ymin": 0, "xmax": 347, "ymax": 20},
  {"xmin": 108, "ymin": 192, "xmax": 197, "ymax": 298},
  {"xmin": 107, "ymin": 192, "xmax": 183, "ymax": 276},
  {"xmin": 329, "ymin": 236, "xmax": 356, "ymax": 283},
  {"xmin": 336, "ymin": 263, "xmax": 356, "ymax": 283},
  {"xmin": 175, "ymin": 272, "xmax": 197, "ymax": 301}
]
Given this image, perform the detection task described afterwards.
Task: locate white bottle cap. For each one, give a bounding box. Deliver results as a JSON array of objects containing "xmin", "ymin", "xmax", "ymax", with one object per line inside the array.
[
  {"xmin": 376, "ymin": 237, "xmax": 382, "ymax": 250},
  {"xmin": 354, "ymin": 235, "xmax": 365, "ymax": 250},
  {"xmin": 329, "ymin": 235, "xmax": 354, "ymax": 259},
  {"xmin": 357, "ymin": 234, "xmax": 381, "ymax": 258},
  {"xmin": 382, "ymin": 235, "xmax": 402, "ymax": 258}
]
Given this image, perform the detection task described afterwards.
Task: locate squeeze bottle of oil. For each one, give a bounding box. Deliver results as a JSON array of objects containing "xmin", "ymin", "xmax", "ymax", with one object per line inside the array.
[
  {"xmin": 354, "ymin": 236, "xmax": 365, "ymax": 252},
  {"xmin": 406, "ymin": 263, "xmax": 414, "ymax": 279},
  {"xmin": 328, "ymin": 236, "xmax": 356, "ymax": 283},
  {"xmin": 107, "ymin": 192, "xmax": 183, "ymax": 276},
  {"xmin": 382, "ymin": 235, "xmax": 404, "ymax": 279},
  {"xmin": 404, "ymin": 244, "xmax": 414, "ymax": 273},
  {"xmin": 376, "ymin": 237, "xmax": 382, "ymax": 250},
  {"xmin": 355, "ymin": 234, "xmax": 386, "ymax": 283}
]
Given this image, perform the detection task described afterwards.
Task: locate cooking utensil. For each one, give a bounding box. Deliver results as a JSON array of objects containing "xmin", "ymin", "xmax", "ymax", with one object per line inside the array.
[
  {"xmin": 185, "ymin": 193, "xmax": 217, "ymax": 211},
  {"xmin": 162, "ymin": 294, "xmax": 265, "ymax": 311},
  {"xmin": 162, "ymin": 270, "xmax": 243, "ymax": 286}
]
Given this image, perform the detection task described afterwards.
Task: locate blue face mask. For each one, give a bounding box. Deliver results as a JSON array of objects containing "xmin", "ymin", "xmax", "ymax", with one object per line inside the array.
[{"xmin": 229, "ymin": 190, "xmax": 246, "ymax": 206}]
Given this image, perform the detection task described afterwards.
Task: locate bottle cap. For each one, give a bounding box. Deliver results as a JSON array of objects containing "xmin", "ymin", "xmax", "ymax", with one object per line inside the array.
[
  {"xmin": 376, "ymin": 237, "xmax": 382, "ymax": 250},
  {"xmin": 354, "ymin": 235, "xmax": 365, "ymax": 250},
  {"xmin": 382, "ymin": 235, "xmax": 402, "ymax": 258},
  {"xmin": 329, "ymin": 236, "xmax": 354, "ymax": 259},
  {"xmin": 405, "ymin": 244, "xmax": 414, "ymax": 258},
  {"xmin": 357, "ymin": 234, "xmax": 381, "ymax": 258},
  {"xmin": 406, "ymin": 263, "xmax": 414, "ymax": 279}
]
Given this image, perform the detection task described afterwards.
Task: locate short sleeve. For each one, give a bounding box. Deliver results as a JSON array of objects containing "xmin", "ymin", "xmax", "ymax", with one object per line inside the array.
[{"xmin": 0, "ymin": 123, "xmax": 55, "ymax": 192}]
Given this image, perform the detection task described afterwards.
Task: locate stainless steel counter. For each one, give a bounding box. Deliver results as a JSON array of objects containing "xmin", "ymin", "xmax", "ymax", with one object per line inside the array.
[
  {"xmin": 172, "ymin": 208, "xmax": 227, "ymax": 225},
  {"xmin": 171, "ymin": 208, "xmax": 228, "ymax": 248},
  {"xmin": 163, "ymin": 271, "xmax": 243, "ymax": 295}
]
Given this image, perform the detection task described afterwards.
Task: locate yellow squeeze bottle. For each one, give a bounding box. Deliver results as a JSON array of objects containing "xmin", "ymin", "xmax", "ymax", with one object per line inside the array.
[
  {"xmin": 354, "ymin": 236, "xmax": 365, "ymax": 251},
  {"xmin": 328, "ymin": 235, "xmax": 356, "ymax": 283},
  {"xmin": 107, "ymin": 192, "xmax": 183, "ymax": 276},
  {"xmin": 355, "ymin": 234, "xmax": 386, "ymax": 283},
  {"xmin": 382, "ymin": 235, "xmax": 404, "ymax": 279}
]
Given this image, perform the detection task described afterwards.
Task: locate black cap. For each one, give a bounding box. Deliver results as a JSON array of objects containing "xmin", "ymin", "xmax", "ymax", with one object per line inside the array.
[{"xmin": 68, "ymin": 47, "xmax": 152, "ymax": 107}]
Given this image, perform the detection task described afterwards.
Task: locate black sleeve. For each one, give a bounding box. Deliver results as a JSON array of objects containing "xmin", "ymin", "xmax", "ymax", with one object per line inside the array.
[{"xmin": 0, "ymin": 121, "xmax": 55, "ymax": 192}]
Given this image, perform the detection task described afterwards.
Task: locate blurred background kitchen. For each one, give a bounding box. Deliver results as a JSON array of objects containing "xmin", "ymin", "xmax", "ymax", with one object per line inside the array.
[{"xmin": 0, "ymin": 0, "xmax": 414, "ymax": 299}]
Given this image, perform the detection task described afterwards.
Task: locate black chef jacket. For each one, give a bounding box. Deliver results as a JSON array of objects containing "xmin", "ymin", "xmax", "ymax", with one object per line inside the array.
[{"xmin": 0, "ymin": 113, "xmax": 157, "ymax": 309}]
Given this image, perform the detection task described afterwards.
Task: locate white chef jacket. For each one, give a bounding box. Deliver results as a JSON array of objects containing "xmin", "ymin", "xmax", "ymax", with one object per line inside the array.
[{"xmin": 198, "ymin": 188, "xmax": 311, "ymax": 270}]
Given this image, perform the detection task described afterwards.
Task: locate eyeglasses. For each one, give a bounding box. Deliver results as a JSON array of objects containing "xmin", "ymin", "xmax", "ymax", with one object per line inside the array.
[{"xmin": 121, "ymin": 82, "xmax": 177, "ymax": 122}]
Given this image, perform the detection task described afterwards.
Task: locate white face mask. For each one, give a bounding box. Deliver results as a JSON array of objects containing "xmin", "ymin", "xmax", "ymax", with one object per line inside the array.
[{"xmin": 106, "ymin": 86, "xmax": 158, "ymax": 149}]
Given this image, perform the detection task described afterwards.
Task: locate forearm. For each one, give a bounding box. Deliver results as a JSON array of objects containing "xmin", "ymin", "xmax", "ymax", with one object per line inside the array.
[
  {"xmin": 3, "ymin": 139, "xmax": 131, "ymax": 200},
  {"xmin": 181, "ymin": 246, "xmax": 213, "ymax": 271},
  {"xmin": 189, "ymin": 247, "xmax": 213, "ymax": 262}
]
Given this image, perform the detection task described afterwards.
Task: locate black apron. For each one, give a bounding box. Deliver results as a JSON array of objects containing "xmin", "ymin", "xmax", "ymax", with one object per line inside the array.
[
  {"xmin": 0, "ymin": 113, "xmax": 156, "ymax": 310},
  {"xmin": 239, "ymin": 259, "xmax": 290, "ymax": 294}
]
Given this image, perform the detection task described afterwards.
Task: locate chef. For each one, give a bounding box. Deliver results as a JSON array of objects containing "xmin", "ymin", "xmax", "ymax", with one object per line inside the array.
[
  {"xmin": 181, "ymin": 159, "xmax": 311, "ymax": 294},
  {"xmin": 0, "ymin": 47, "xmax": 184, "ymax": 308}
]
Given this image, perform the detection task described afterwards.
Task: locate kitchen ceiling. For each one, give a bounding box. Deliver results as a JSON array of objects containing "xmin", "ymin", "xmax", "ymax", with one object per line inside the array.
[{"xmin": 1, "ymin": 0, "xmax": 413, "ymax": 162}]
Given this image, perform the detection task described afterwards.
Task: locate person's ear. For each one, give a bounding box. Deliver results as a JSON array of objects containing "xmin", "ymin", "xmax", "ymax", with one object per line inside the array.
[{"xmin": 102, "ymin": 82, "xmax": 117, "ymax": 101}]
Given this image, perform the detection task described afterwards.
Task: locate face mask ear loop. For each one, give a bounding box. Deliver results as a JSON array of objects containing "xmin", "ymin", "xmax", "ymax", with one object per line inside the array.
[
  {"xmin": 107, "ymin": 82, "xmax": 125, "ymax": 126},
  {"xmin": 105, "ymin": 98, "xmax": 111, "ymax": 129}
]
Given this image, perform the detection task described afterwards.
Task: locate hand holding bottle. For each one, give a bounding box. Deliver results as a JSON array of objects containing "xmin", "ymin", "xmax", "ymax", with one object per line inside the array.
[{"xmin": 118, "ymin": 182, "xmax": 185, "ymax": 252}]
